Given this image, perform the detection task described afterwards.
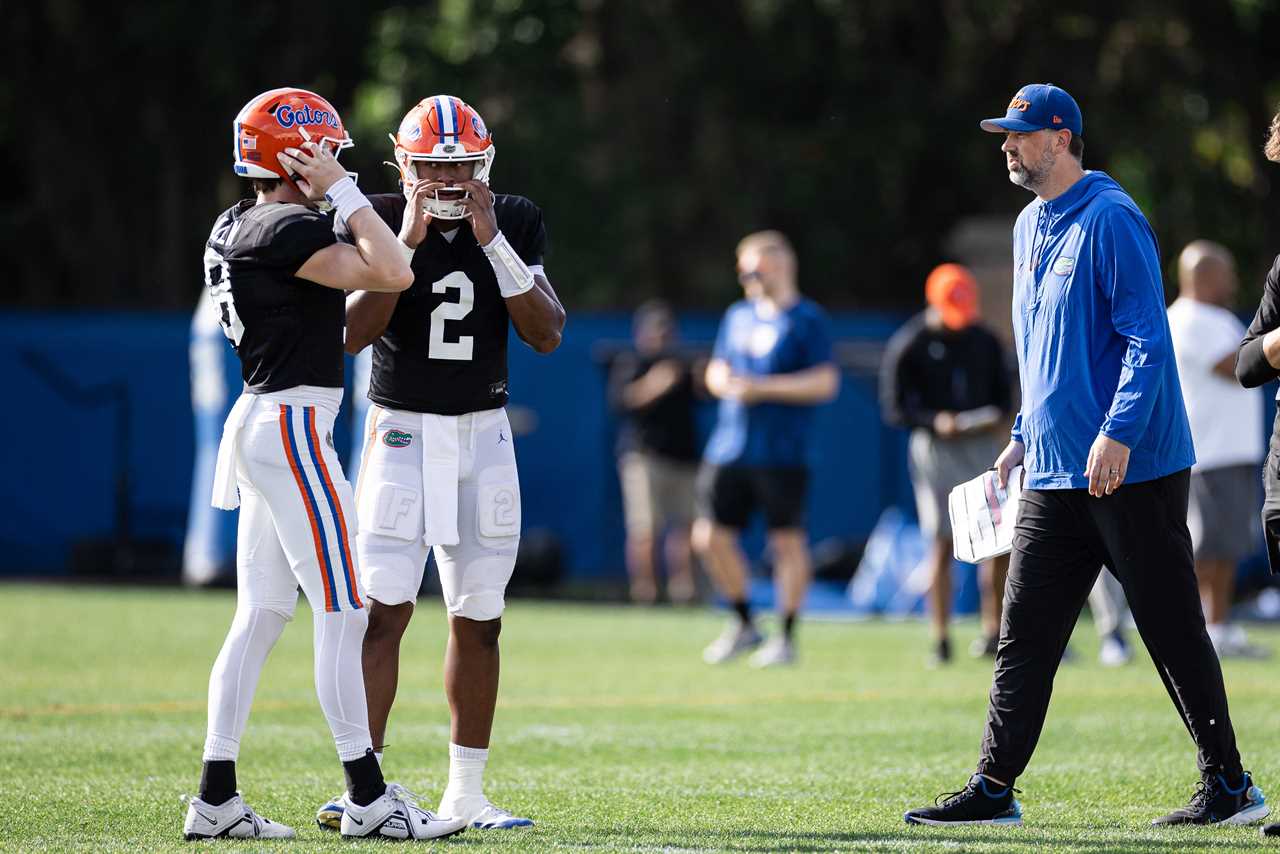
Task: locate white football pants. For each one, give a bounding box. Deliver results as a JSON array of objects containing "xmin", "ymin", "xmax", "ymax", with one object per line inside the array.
[
  {"xmin": 353, "ymin": 405, "xmax": 521, "ymax": 620},
  {"xmin": 203, "ymin": 387, "xmax": 374, "ymax": 763}
]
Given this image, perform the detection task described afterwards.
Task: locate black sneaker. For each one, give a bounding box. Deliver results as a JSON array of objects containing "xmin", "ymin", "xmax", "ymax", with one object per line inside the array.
[
  {"xmin": 904, "ymin": 775, "xmax": 1022, "ymax": 826},
  {"xmin": 969, "ymin": 634, "xmax": 999, "ymax": 659},
  {"xmin": 1151, "ymin": 772, "xmax": 1269, "ymax": 826},
  {"xmin": 927, "ymin": 638, "xmax": 952, "ymax": 668},
  {"xmin": 1263, "ymin": 819, "xmax": 1280, "ymax": 836}
]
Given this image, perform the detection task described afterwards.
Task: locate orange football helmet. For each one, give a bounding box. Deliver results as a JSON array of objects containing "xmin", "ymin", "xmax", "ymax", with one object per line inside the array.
[
  {"xmin": 232, "ymin": 87, "xmax": 354, "ymax": 191},
  {"xmin": 390, "ymin": 95, "xmax": 494, "ymax": 219}
]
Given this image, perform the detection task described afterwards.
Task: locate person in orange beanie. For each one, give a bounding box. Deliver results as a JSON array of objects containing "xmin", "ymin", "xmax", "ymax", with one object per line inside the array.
[{"xmin": 880, "ymin": 263, "xmax": 1015, "ymax": 665}]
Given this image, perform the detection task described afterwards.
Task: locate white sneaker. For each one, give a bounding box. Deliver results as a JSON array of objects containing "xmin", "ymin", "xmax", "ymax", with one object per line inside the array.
[
  {"xmin": 182, "ymin": 793, "xmax": 295, "ymax": 840},
  {"xmin": 702, "ymin": 621, "xmax": 763, "ymax": 664},
  {"xmin": 440, "ymin": 794, "xmax": 535, "ymax": 829},
  {"xmin": 748, "ymin": 637, "xmax": 795, "ymax": 668},
  {"xmin": 1214, "ymin": 624, "xmax": 1270, "ymax": 660},
  {"xmin": 315, "ymin": 792, "xmax": 347, "ymax": 830},
  {"xmin": 1099, "ymin": 635, "xmax": 1132, "ymax": 667},
  {"xmin": 340, "ymin": 783, "xmax": 468, "ymax": 840}
]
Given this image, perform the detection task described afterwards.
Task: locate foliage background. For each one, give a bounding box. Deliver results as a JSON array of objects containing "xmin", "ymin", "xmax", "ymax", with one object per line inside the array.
[{"xmin": 5, "ymin": 0, "xmax": 1280, "ymax": 310}]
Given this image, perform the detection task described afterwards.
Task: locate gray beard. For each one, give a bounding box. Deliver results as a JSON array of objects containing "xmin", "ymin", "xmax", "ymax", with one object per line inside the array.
[{"xmin": 1008, "ymin": 150, "xmax": 1056, "ymax": 192}]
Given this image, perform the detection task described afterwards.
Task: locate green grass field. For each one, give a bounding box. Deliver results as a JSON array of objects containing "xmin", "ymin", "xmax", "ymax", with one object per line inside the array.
[{"xmin": 4, "ymin": 583, "xmax": 1280, "ymax": 852}]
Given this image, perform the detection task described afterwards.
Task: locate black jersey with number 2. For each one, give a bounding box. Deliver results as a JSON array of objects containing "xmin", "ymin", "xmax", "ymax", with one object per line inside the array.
[
  {"xmin": 203, "ymin": 200, "xmax": 342, "ymax": 393},
  {"xmin": 357, "ymin": 193, "xmax": 547, "ymax": 415}
]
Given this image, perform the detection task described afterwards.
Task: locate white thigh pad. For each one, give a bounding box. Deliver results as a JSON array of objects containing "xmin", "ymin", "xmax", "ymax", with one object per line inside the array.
[
  {"xmin": 355, "ymin": 442, "xmax": 429, "ymax": 605},
  {"xmin": 476, "ymin": 464, "xmax": 521, "ymax": 542},
  {"xmin": 361, "ymin": 482, "xmax": 423, "ymax": 541}
]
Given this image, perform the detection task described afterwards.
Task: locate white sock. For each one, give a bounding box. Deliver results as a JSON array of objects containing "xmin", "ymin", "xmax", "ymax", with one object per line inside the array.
[
  {"xmin": 203, "ymin": 606, "xmax": 288, "ymax": 761},
  {"xmin": 443, "ymin": 742, "xmax": 489, "ymax": 805},
  {"xmin": 312, "ymin": 609, "xmax": 375, "ymax": 762}
]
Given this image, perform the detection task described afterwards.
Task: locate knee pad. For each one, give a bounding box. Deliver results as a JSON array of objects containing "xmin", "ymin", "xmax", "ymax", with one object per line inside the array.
[
  {"xmin": 442, "ymin": 555, "xmax": 515, "ymax": 620},
  {"xmin": 357, "ymin": 531, "xmax": 428, "ymax": 607},
  {"xmin": 237, "ymin": 590, "xmax": 298, "ymax": 622}
]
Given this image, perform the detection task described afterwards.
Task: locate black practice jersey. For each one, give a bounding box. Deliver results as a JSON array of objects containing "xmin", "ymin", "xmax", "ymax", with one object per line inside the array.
[
  {"xmin": 352, "ymin": 193, "xmax": 547, "ymax": 415},
  {"xmin": 204, "ymin": 200, "xmax": 342, "ymax": 393}
]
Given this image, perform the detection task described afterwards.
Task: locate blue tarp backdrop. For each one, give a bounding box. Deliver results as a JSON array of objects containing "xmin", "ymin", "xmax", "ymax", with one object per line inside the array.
[{"xmin": 0, "ymin": 310, "xmax": 913, "ymax": 579}]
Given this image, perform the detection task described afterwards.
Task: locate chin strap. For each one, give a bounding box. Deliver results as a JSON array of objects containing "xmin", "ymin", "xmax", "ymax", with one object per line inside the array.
[{"xmin": 481, "ymin": 231, "xmax": 535, "ymax": 298}]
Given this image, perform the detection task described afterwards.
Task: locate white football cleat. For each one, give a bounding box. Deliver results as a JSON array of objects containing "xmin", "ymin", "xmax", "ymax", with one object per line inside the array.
[
  {"xmin": 440, "ymin": 794, "xmax": 535, "ymax": 830},
  {"xmin": 749, "ymin": 637, "xmax": 796, "ymax": 668},
  {"xmin": 702, "ymin": 621, "xmax": 763, "ymax": 664},
  {"xmin": 340, "ymin": 783, "xmax": 468, "ymax": 840},
  {"xmin": 315, "ymin": 792, "xmax": 347, "ymax": 830},
  {"xmin": 182, "ymin": 793, "xmax": 295, "ymax": 840}
]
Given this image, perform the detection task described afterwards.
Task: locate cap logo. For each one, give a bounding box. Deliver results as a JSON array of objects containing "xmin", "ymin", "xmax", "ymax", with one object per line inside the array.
[
  {"xmin": 1009, "ymin": 96, "xmax": 1032, "ymax": 112},
  {"xmin": 1052, "ymin": 115, "xmax": 1062, "ymax": 124}
]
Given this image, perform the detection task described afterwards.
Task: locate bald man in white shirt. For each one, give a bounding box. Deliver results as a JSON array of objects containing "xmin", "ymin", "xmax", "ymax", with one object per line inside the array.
[{"xmin": 1168, "ymin": 240, "xmax": 1266, "ymax": 658}]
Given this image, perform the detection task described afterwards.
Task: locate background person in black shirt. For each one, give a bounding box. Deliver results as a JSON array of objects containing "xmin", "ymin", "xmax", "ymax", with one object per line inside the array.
[
  {"xmin": 1237, "ymin": 104, "xmax": 1280, "ymax": 841},
  {"xmin": 880, "ymin": 263, "xmax": 1015, "ymax": 666},
  {"xmin": 610, "ymin": 301, "xmax": 702, "ymax": 604}
]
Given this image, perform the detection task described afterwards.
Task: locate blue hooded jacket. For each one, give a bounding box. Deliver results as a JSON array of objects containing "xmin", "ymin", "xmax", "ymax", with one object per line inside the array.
[{"xmin": 1010, "ymin": 171, "xmax": 1194, "ymax": 489}]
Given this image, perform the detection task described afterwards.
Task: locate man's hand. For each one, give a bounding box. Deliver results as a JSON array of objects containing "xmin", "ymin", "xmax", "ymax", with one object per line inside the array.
[
  {"xmin": 399, "ymin": 179, "xmax": 443, "ymax": 249},
  {"xmin": 933, "ymin": 411, "xmax": 958, "ymax": 438},
  {"xmin": 994, "ymin": 440, "xmax": 1025, "ymax": 488},
  {"xmin": 643, "ymin": 359, "xmax": 683, "ymax": 394},
  {"xmin": 722, "ymin": 374, "xmax": 762, "ymax": 405},
  {"xmin": 1084, "ymin": 434, "xmax": 1131, "ymax": 497},
  {"xmin": 459, "ymin": 179, "xmax": 498, "ymax": 245},
  {"xmin": 277, "ymin": 141, "xmax": 347, "ymax": 201}
]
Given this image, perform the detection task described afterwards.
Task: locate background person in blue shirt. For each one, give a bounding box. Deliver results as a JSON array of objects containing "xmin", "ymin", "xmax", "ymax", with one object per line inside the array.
[
  {"xmin": 693, "ymin": 230, "xmax": 839, "ymax": 669},
  {"xmin": 906, "ymin": 84, "xmax": 1264, "ymax": 830}
]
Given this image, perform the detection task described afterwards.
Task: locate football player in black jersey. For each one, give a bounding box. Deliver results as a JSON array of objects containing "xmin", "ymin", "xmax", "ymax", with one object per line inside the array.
[
  {"xmin": 189, "ymin": 87, "xmax": 467, "ymax": 842},
  {"xmin": 315, "ymin": 95, "xmax": 564, "ymax": 833}
]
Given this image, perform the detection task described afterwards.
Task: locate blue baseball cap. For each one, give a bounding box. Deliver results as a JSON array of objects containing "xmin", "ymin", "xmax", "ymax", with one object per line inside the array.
[{"xmin": 980, "ymin": 84, "xmax": 1082, "ymax": 136}]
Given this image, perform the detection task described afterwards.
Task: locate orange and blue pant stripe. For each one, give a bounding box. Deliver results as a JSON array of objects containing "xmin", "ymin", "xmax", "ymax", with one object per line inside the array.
[{"xmin": 278, "ymin": 404, "xmax": 361, "ymax": 612}]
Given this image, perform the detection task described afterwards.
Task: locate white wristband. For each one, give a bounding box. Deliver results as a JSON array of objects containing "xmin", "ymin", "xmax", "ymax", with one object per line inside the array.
[
  {"xmin": 323, "ymin": 176, "xmax": 372, "ymax": 223},
  {"xmin": 397, "ymin": 240, "xmax": 416, "ymax": 264},
  {"xmin": 481, "ymin": 231, "xmax": 535, "ymax": 298}
]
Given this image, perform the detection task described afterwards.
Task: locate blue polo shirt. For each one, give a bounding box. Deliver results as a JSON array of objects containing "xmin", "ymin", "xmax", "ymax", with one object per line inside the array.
[
  {"xmin": 1010, "ymin": 171, "xmax": 1195, "ymax": 489},
  {"xmin": 704, "ymin": 297, "xmax": 833, "ymax": 468}
]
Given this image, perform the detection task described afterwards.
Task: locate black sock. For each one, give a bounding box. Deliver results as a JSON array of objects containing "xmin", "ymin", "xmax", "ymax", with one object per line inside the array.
[
  {"xmin": 344, "ymin": 750, "xmax": 386, "ymax": 807},
  {"xmin": 199, "ymin": 760, "xmax": 237, "ymax": 806},
  {"xmin": 732, "ymin": 599, "xmax": 752, "ymax": 625},
  {"xmin": 782, "ymin": 612, "xmax": 797, "ymax": 640}
]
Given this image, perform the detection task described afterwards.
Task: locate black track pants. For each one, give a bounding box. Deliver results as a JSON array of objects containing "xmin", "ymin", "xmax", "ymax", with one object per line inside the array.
[{"xmin": 976, "ymin": 469, "xmax": 1243, "ymax": 785}]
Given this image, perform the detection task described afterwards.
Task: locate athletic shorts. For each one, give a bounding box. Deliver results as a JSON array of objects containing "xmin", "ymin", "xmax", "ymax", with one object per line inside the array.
[
  {"xmin": 908, "ymin": 429, "xmax": 1002, "ymax": 541},
  {"xmin": 618, "ymin": 451, "xmax": 696, "ymax": 535},
  {"xmin": 352, "ymin": 404, "xmax": 520, "ymax": 621},
  {"xmin": 1189, "ymin": 464, "xmax": 1258, "ymax": 562},
  {"xmin": 695, "ymin": 463, "xmax": 809, "ymax": 530}
]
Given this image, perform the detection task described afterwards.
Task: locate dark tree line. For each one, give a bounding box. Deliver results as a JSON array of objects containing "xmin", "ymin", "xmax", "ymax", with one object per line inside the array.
[{"xmin": 4, "ymin": 0, "xmax": 1280, "ymax": 311}]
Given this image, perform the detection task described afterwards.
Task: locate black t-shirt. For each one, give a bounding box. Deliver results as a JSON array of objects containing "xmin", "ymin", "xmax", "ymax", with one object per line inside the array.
[
  {"xmin": 351, "ymin": 193, "xmax": 547, "ymax": 415},
  {"xmin": 204, "ymin": 200, "xmax": 342, "ymax": 393},
  {"xmin": 879, "ymin": 313, "xmax": 1014, "ymax": 431},
  {"xmin": 608, "ymin": 351, "xmax": 700, "ymax": 462}
]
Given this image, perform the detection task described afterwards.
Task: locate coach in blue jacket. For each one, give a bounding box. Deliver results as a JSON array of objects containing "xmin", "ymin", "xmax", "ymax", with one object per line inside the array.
[{"xmin": 905, "ymin": 84, "xmax": 1265, "ymax": 830}]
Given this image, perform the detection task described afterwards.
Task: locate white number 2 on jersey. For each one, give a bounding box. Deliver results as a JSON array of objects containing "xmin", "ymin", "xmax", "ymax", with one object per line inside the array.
[{"xmin": 429, "ymin": 271, "xmax": 475, "ymax": 361}]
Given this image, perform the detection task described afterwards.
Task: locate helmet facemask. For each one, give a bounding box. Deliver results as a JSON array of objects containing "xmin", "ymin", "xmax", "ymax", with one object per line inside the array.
[{"xmin": 391, "ymin": 136, "xmax": 496, "ymax": 220}]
